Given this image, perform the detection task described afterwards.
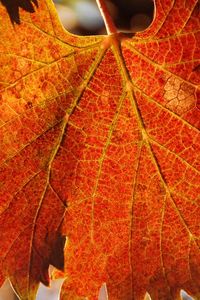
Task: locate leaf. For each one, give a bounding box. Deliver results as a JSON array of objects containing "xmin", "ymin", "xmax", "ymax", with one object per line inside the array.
[
  {"xmin": 0, "ymin": 0, "xmax": 199, "ymax": 300},
  {"xmin": 0, "ymin": 0, "xmax": 38, "ymax": 24}
]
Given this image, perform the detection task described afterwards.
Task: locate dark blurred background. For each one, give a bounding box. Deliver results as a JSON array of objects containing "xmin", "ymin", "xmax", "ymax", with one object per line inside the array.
[{"xmin": 53, "ymin": 0, "xmax": 154, "ymax": 35}]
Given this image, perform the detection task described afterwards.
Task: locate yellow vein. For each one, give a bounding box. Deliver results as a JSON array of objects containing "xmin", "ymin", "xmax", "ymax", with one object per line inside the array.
[
  {"xmin": 27, "ymin": 116, "xmax": 68, "ymax": 294},
  {"xmin": 133, "ymin": 29, "xmax": 200, "ymax": 44},
  {"xmin": 173, "ymin": 191, "xmax": 200, "ymax": 207},
  {"xmin": 23, "ymin": 20, "xmax": 103, "ymax": 49},
  {"xmin": 113, "ymin": 32, "xmax": 199, "ymax": 260},
  {"xmin": 132, "ymin": 85, "xmax": 200, "ymax": 134},
  {"xmin": 0, "ymin": 119, "xmax": 63, "ymax": 168},
  {"xmin": 159, "ymin": 194, "xmax": 173, "ymax": 298},
  {"xmin": 129, "ymin": 141, "xmax": 143, "ymax": 299},
  {"xmin": 90, "ymin": 90, "xmax": 127, "ymax": 243},
  {"xmin": 0, "ymin": 170, "xmax": 41, "ymax": 217},
  {"xmin": 149, "ymin": 137, "xmax": 200, "ymax": 176},
  {"xmin": 126, "ymin": 42, "xmax": 198, "ymax": 89},
  {"xmin": 1, "ymin": 53, "xmax": 48, "ymax": 65},
  {"xmin": 0, "ymin": 50, "xmax": 75, "ymax": 92},
  {"xmin": 179, "ymin": 1, "xmax": 198, "ymax": 34},
  {"xmin": 27, "ymin": 42, "xmax": 107, "ymax": 294},
  {"xmin": 150, "ymin": 0, "xmax": 175, "ymax": 39}
]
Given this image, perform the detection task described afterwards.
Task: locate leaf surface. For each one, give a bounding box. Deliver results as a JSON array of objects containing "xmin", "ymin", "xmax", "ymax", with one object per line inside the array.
[{"xmin": 0, "ymin": 0, "xmax": 199, "ymax": 299}]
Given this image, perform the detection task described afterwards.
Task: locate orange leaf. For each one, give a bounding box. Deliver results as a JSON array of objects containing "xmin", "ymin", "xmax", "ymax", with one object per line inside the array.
[{"xmin": 0, "ymin": 0, "xmax": 199, "ymax": 299}]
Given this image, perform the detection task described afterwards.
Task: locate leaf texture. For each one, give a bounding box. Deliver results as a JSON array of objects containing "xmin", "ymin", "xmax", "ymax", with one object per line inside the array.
[{"xmin": 0, "ymin": 0, "xmax": 199, "ymax": 299}]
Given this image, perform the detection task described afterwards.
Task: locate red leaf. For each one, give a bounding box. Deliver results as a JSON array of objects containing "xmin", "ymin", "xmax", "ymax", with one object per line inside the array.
[{"xmin": 0, "ymin": 0, "xmax": 199, "ymax": 299}]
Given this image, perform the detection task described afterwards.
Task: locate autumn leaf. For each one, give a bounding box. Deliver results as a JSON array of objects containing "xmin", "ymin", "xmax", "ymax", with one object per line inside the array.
[{"xmin": 0, "ymin": 0, "xmax": 200, "ymax": 299}]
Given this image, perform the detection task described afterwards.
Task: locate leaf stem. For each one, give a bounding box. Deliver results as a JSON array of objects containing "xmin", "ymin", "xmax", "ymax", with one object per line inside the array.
[{"xmin": 96, "ymin": 0, "xmax": 117, "ymax": 35}]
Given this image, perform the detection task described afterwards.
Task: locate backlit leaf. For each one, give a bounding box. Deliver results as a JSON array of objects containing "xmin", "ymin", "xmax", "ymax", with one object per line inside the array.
[{"xmin": 0, "ymin": 0, "xmax": 199, "ymax": 299}]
